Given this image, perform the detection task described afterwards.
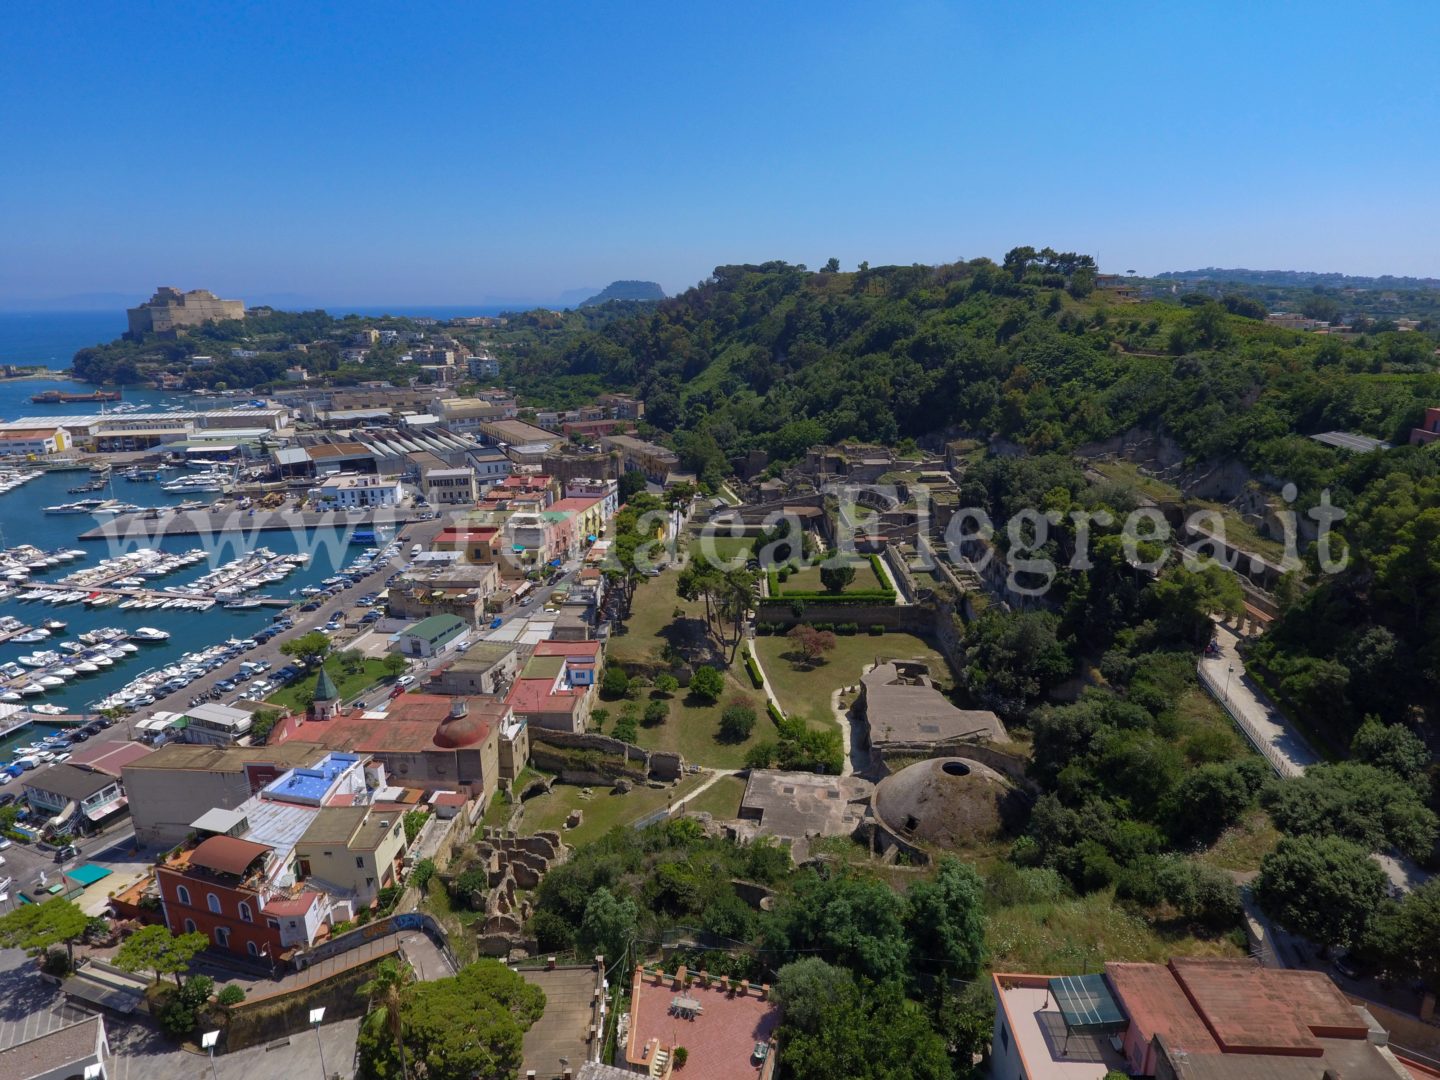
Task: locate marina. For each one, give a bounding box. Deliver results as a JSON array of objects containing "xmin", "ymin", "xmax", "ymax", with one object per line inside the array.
[{"xmin": 0, "ymin": 453, "xmax": 400, "ymax": 712}]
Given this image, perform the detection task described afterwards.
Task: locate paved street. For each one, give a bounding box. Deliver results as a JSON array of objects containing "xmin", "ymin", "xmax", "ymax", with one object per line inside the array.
[{"xmin": 1200, "ymin": 622, "xmax": 1319, "ymax": 777}]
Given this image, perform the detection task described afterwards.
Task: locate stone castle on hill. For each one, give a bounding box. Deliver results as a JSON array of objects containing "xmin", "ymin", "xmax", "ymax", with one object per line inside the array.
[{"xmin": 126, "ymin": 286, "xmax": 245, "ymax": 338}]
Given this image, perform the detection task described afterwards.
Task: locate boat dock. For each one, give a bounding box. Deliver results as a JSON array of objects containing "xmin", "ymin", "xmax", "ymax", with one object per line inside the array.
[
  {"xmin": 15, "ymin": 548, "xmax": 307, "ymax": 611},
  {"xmin": 79, "ymin": 507, "xmax": 418, "ymax": 540}
]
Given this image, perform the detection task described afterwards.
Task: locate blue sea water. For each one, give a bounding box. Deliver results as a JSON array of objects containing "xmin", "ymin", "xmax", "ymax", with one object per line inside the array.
[
  {"xmin": 0, "ymin": 311, "xmax": 127, "ymax": 368},
  {"xmin": 0, "ymin": 311, "xmax": 374, "ymax": 720}
]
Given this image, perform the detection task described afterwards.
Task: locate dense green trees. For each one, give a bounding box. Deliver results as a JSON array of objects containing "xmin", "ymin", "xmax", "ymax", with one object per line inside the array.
[
  {"xmin": 114, "ymin": 925, "xmax": 208, "ymax": 986},
  {"xmin": 357, "ymin": 961, "xmax": 544, "ymax": 1080},
  {"xmin": 1263, "ymin": 763, "xmax": 1438, "ymax": 861},
  {"xmin": 1255, "ymin": 834, "xmax": 1388, "ymax": 949}
]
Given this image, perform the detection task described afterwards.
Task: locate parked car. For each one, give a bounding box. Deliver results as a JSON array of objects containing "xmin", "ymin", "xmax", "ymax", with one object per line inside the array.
[{"xmin": 396, "ymin": 674, "xmax": 416, "ymax": 688}]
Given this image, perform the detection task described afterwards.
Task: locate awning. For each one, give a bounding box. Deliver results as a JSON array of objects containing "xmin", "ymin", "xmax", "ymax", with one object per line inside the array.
[
  {"xmin": 586, "ymin": 534, "xmax": 597, "ymax": 542},
  {"xmin": 1047, "ymin": 974, "xmax": 1128, "ymax": 1035},
  {"xmin": 512, "ymin": 545, "xmax": 525, "ymax": 553},
  {"xmin": 86, "ymin": 796, "xmax": 128, "ymax": 822},
  {"xmin": 550, "ymin": 558, "xmax": 562, "ymax": 567}
]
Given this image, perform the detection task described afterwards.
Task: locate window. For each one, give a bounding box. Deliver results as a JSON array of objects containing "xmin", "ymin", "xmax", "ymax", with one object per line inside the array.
[
  {"xmin": 184, "ymin": 919, "xmax": 197, "ymax": 934},
  {"xmin": 366, "ymin": 877, "xmax": 375, "ymax": 887},
  {"xmin": 207, "ymin": 893, "xmax": 222, "ymax": 914},
  {"xmin": 999, "ymin": 1022, "xmax": 1009, "ymax": 1052},
  {"xmin": 214, "ymin": 926, "xmax": 230, "ymax": 948},
  {"xmin": 238, "ymin": 902, "xmax": 253, "ymax": 923},
  {"xmin": 267, "ymin": 918, "xmax": 280, "ymax": 929},
  {"xmin": 176, "ymin": 885, "xmax": 191, "ymax": 906},
  {"xmin": 356, "ymin": 856, "xmax": 364, "ymax": 868},
  {"xmin": 246, "ymin": 941, "xmax": 260, "ymax": 957}
]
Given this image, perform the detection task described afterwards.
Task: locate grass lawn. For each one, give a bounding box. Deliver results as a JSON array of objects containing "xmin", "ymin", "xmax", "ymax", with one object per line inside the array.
[
  {"xmin": 1198, "ymin": 809, "xmax": 1281, "ymax": 874},
  {"xmin": 615, "ymin": 671, "xmax": 773, "ymax": 769},
  {"xmin": 680, "ymin": 774, "xmax": 746, "ymax": 819},
  {"xmin": 986, "ymin": 891, "xmax": 1246, "ymax": 974},
  {"xmin": 688, "ymin": 535, "xmax": 755, "ymax": 566},
  {"xmin": 265, "ymin": 655, "xmax": 391, "ymax": 711},
  {"xmin": 517, "ymin": 773, "xmax": 709, "ymax": 847},
  {"xmin": 777, "ymin": 558, "xmax": 885, "ymax": 594},
  {"xmin": 606, "ymin": 568, "xmax": 689, "ymax": 666},
  {"xmin": 754, "ymin": 631, "xmax": 949, "ymax": 731}
]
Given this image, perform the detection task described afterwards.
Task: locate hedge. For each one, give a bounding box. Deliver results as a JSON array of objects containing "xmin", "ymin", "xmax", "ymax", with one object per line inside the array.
[
  {"xmin": 743, "ymin": 651, "xmax": 765, "ymax": 689},
  {"xmin": 869, "ymin": 623, "xmax": 886, "ymax": 636},
  {"xmin": 758, "ymin": 591, "xmax": 895, "ymax": 607},
  {"xmin": 766, "ymin": 700, "xmax": 786, "ymax": 725}
]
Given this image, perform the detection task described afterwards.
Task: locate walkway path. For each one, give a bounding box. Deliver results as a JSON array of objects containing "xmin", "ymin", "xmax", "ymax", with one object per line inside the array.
[
  {"xmin": 1199, "ymin": 622, "xmax": 1319, "ymax": 778},
  {"xmin": 1202, "ymin": 621, "xmax": 1429, "ymax": 897},
  {"xmin": 675, "ymin": 767, "xmax": 740, "ymax": 810}
]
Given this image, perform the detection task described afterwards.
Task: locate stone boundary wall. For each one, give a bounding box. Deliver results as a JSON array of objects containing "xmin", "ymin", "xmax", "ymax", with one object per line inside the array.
[{"xmin": 530, "ymin": 727, "xmax": 684, "ymax": 781}]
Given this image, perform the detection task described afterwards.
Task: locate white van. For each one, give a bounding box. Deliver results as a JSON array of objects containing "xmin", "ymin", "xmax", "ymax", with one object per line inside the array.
[{"xmin": 410, "ymin": 543, "xmax": 422, "ymax": 559}]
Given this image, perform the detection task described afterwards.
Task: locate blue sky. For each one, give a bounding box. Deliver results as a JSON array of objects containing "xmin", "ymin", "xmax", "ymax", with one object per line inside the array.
[{"xmin": 2, "ymin": 1, "xmax": 1437, "ymax": 307}]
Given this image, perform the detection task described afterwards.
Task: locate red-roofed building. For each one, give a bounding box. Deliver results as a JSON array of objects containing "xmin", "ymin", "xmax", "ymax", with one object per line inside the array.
[
  {"xmin": 66, "ymin": 738, "xmax": 152, "ymax": 777},
  {"xmin": 506, "ymin": 641, "xmax": 600, "ymax": 733},
  {"xmin": 624, "ymin": 965, "xmax": 779, "ymax": 1080},
  {"xmin": 991, "ymin": 958, "xmax": 1407, "ymax": 1080},
  {"xmin": 433, "ymin": 525, "xmax": 501, "ymax": 564},
  {"xmin": 284, "ymin": 695, "xmax": 511, "ymax": 803}
]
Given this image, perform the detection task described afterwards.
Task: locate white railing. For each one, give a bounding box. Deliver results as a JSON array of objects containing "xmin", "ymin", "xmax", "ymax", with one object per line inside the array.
[{"xmin": 1195, "ymin": 661, "xmax": 1302, "ymax": 779}]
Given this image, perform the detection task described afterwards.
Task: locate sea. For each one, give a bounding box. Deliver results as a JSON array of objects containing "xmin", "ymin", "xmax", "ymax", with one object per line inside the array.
[{"xmin": 0, "ymin": 311, "xmax": 384, "ymax": 755}]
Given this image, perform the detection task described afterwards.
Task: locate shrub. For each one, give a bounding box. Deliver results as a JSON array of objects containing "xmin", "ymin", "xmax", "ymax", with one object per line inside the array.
[
  {"xmin": 217, "ymin": 984, "xmax": 246, "ymax": 1007},
  {"xmin": 869, "ymin": 623, "xmax": 886, "ymax": 636},
  {"xmin": 836, "ymin": 622, "xmax": 858, "ymax": 635},
  {"xmin": 766, "ymin": 700, "xmax": 786, "ymax": 725},
  {"xmin": 719, "ymin": 703, "xmax": 758, "ymax": 743},
  {"xmin": 613, "ymin": 716, "xmax": 639, "ymax": 743},
  {"xmin": 811, "ymin": 622, "xmax": 834, "ymax": 632},
  {"xmin": 643, "ymin": 700, "xmax": 669, "ymax": 726},
  {"xmin": 689, "ymin": 666, "xmax": 725, "ymax": 702},
  {"xmin": 602, "ymin": 667, "xmax": 630, "ymax": 697},
  {"xmin": 674, "ymin": 1047, "xmax": 689, "ymax": 1069},
  {"xmin": 411, "ymin": 858, "xmax": 437, "ymax": 891},
  {"xmin": 743, "ymin": 652, "xmax": 765, "ymax": 688}
]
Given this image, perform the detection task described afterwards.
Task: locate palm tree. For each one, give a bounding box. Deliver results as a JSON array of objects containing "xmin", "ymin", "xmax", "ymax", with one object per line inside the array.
[{"xmin": 358, "ymin": 956, "xmax": 413, "ymax": 1079}]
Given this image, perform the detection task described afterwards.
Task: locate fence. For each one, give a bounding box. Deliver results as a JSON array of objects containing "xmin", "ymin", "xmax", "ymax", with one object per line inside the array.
[{"xmin": 1195, "ymin": 660, "xmax": 1302, "ymax": 779}]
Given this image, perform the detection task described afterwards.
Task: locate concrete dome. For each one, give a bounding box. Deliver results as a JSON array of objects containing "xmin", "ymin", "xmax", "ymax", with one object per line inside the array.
[{"xmin": 872, "ymin": 757, "xmax": 1018, "ymax": 851}]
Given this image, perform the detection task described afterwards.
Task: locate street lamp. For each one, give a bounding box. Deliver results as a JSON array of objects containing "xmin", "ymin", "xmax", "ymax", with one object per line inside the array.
[
  {"xmin": 201, "ymin": 1029, "xmax": 220, "ymax": 1080},
  {"xmin": 309, "ymin": 1007, "xmax": 328, "ymax": 1079},
  {"xmin": 1225, "ymin": 664, "xmax": 1234, "ymax": 702}
]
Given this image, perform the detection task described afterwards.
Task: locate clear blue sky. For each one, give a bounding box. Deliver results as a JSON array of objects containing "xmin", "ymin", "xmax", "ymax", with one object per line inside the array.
[{"xmin": 2, "ymin": 1, "xmax": 1437, "ymax": 308}]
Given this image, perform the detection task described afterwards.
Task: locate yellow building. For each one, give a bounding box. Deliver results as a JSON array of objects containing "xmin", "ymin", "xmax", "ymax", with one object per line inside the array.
[{"xmin": 293, "ymin": 805, "xmax": 408, "ymax": 908}]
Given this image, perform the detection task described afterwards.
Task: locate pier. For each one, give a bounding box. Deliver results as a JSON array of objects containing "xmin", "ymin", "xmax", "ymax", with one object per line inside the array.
[{"xmin": 79, "ymin": 507, "xmax": 419, "ymax": 540}]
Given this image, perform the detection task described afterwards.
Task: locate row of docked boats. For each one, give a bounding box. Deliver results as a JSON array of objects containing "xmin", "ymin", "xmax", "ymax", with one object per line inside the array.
[
  {"xmin": 0, "ymin": 626, "xmax": 164, "ymax": 701},
  {"xmin": 94, "ymin": 636, "xmax": 247, "ymax": 713},
  {"xmin": 43, "ymin": 498, "xmax": 142, "ymax": 515},
  {"xmin": 54, "ymin": 547, "xmax": 206, "ymax": 590},
  {"xmin": 0, "ymin": 469, "xmax": 42, "ymax": 495}
]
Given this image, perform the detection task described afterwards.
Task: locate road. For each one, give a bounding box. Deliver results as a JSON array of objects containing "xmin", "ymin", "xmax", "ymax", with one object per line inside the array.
[{"xmin": 1201, "ymin": 623, "xmax": 1319, "ymax": 777}]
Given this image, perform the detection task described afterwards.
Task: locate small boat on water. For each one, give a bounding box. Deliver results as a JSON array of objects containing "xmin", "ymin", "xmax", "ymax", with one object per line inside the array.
[
  {"xmin": 130, "ymin": 627, "xmax": 171, "ymax": 641},
  {"xmin": 43, "ymin": 619, "xmax": 66, "ymax": 632},
  {"xmin": 30, "ymin": 704, "xmax": 67, "ymax": 716}
]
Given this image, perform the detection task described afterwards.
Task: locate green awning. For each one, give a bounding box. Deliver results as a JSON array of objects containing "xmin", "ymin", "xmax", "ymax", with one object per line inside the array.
[{"xmin": 1048, "ymin": 974, "xmax": 1127, "ymax": 1035}]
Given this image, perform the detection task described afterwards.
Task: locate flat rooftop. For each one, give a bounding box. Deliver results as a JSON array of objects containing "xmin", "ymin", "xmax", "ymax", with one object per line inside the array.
[
  {"xmin": 994, "ymin": 977, "xmax": 1129, "ymax": 1080},
  {"xmin": 626, "ymin": 968, "xmax": 779, "ymax": 1080},
  {"xmin": 261, "ymin": 752, "xmax": 362, "ymax": 804},
  {"xmin": 519, "ymin": 966, "xmax": 603, "ymax": 1080},
  {"xmin": 739, "ymin": 770, "xmax": 873, "ymax": 839}
]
